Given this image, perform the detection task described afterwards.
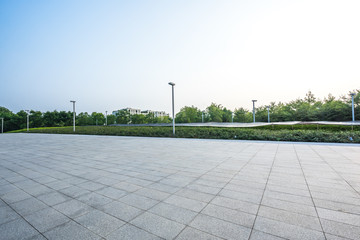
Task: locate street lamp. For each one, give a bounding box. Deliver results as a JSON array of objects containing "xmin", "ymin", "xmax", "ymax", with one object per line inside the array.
[
  {"xmin": 266, "ymin": 106, "xmax": 270, "ymax": 123},
  {"xmin": 202, "ymin": 111, "xmax": 204, "ymax": 123},
  {"xmin": 105, "ymin": 111, "xmax": 108, "ymax": 126},
  {"xmin": 231, "ymin": 112, "xmax": 234, "ymax": 123},
  {"xmin": 168, "ymin": 82, "xmax": 175, "ymax": 136},
  {"xmin": 1, "ymin": 118, "xmax": 3, "ymax": 133},
  {"xmin": 70, "ymin": 101, "xmax": 76, "ymax": 132},
  {"xmin": 252, "ymin": 100, "xmax": 257, "ymax": 123},
  {"xmin": 350, "ymin": 93, "xmax": 356, "ymax": 122},
  {"xmin": 25, "ymin": 110, "xmax": 30, "ymax": 132}
]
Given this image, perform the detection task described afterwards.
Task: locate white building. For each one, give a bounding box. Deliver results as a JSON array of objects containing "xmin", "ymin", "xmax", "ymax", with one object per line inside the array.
[
  {"xmin": 141, "ymin": 110, "xmax": 169, "ymax": 118},
  {"xmin": 113, "ymin": 108, "xmax": 168, "ymax": 117}
]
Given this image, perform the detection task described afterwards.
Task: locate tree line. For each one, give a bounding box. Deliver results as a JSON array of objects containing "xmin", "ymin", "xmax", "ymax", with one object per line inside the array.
[
  {"xmin": 175, "ymin": 90, "xmax": 359, "ymax": 123},
  {"xmin": 0, "ymin": 90, "xmax": 358, "ymax": 132},
  {"xmin": 0, "ymin": 108, "xmax": 171, "ymax": 132}
]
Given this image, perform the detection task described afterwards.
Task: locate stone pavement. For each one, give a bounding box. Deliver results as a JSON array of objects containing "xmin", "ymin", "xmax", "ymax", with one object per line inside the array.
[{"xmin": 0, "ymin": 133, "xmax": 360, "ymax": 240}]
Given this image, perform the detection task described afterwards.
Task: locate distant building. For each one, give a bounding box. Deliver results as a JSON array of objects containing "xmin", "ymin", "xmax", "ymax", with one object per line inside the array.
[
  {"xmin": 112, "ymin": 108, "xmax": 168, "ymax": 117},
  {"xmin": 141, "ymin": 110, "xmax": 169, "ymax": 118}
]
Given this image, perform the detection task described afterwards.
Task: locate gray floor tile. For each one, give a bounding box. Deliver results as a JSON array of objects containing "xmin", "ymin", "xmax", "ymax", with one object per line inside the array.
[
  {"xmin": 164, "ymin": 195, "xmax": 207, "ymax": 212},
  {"xmin": 78, "ymin": 181, "xmax": 106, "ymax": 191},
  {"xmin": 0, "ymin": 205, "xmax": 20, "ymax": 225},
  {"xmin": 100, "ymin": 200, "xmax": 143, "ymax": 222},
  {"xmin": 113, "ymin": 182, "xmax": 143, "ymax": 192},
  {"xmin": 1, "ymin": 189, "xmax": 32, "ymax": 204},
  {"xmin": 43, "ymin": 220, "xmax": 101, "ymax": 240},
  {"xmin": 119, "ymin": 193, "xmax": 159, "ymax": 210},
  {"xmin": 95, "ymin": 186, "xmax": 128, "ymax": 200},
  {"xmin": 24, "ymin": 207, "xmax": 70, "ymax": 233},
  {"xmin": 77, "ymin": 192, "xmax": 113, "ymax": 208},
  {"xmin": 211, "ymin": 196, "xmax": 259, "ymax": 214},
  {"xmin": 175, "ymin": 188, "xmax": 214, "ymax": 203},
  {"xmin": 45, "ymin": 180, "xmax": 72, "ymax": 190},
  {"xmin": 254, "ymin": 216, "xmax": 325, "ymax": 240},
  {"xmin": 202, "ymin": 203, "xmax": 256, "ymax": 228},
  {"xmin": 53, "ymin": 199, "xmax": 94, "ymax": 218},
  {"xmin": 75, "ymin": 209, "xmax": 125, "ymax": 237},
  {"xmin": 149, "ymin": 202, "xmax": 198, "ymax": 224},
  {"xmin": 131, "ymin": 212, "xmax": 185, "ymax": 239},
  {"xmin": 135, "ymin": 187, "xmax": 170, "ymax": 201},
  {"xmin": 148, "ymin": 182, "xmax": 181, "ymax": 194},
  {"xmin": 320, "ymin": 218, "xmax": 360, "ymax": 240},
  {"xmin": 106, "ymin": 224, "xmax": 161, "ymax": 240},
  {"xmin": 190, "ymin": 213, "xmax": 252, "ymax": 240},
  {"xmin": 0, "ymin": 218, "xmax": 39, "ymax": 240},
  {"xmin": 317, "ymin": 207, "xmax": 360, "ymax": 226},
  {"xmin": 60, "ymin": 185, "xmax": 91, "ymax": 198},
  {"xmin": 257, "ymin": 205, "xmax": 322, "ymax": 231},
  {"xmin": 36, "ymin": 191, "xmax": 71, "ymax": 206},
  {"xmin": 175, "ymin": 227, "xmax": 222, "ymax": 240},
  {"xmin": 10, "ymin": 197, "xmax": 48, "ymax": 216},
  {"xmin": 250, "ymin": 230, "xmax": 286, "ymax": 239},
  {"xmin": 2, "ymin": 134, "xmax": 360, "ymax": 240},
  {"xmin": 261, "ymin": 196, "xmax": 318, "ymax": 217}
]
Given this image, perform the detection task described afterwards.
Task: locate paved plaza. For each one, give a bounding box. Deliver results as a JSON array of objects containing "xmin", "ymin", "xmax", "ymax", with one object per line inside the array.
[{"xmin": 0, "ymin": 134, "xmax": 360, "ymax": 240}]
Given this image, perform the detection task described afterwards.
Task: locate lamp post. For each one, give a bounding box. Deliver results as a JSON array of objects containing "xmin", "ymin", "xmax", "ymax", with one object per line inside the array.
[
  {"xmin": 202, "ymin": 111, "xmax": 204, "ymax": 123},
  {"xmin": 252, "ymin": 100, "xmax": 257, "ymax": 123},
  {"xmin": 70, "ymin": 101, "xmax": 76, "ymax": 132},
  {"xmin": 231, "ymin": 112, "xmax": 234, "ymax": 123},
  {"xmin": 25, "ymin": 110, "xmax": 30, "ymax": 132},
  {"xmin": 168, "ymin": 82, "xmax": 175, "ymax": 136},
  {"xmin": 105, "ymin": 111, "xmax": 108, "ymax": 126},
  {"xmin": 350, "ymin": 93, "xmax": 356, "ymax": 122},
  {"xmin": 1, "ymin": 118, "xmax": 3, "ymax": 133},
  {"xmin": 266, "ymin": 105, "xmax": 270, "ymax": 123}
]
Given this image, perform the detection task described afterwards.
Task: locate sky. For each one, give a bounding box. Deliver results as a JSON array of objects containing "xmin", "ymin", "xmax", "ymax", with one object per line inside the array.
[{"xmin": 1, "ymin": 0, "xmax": 359, "ymax": 114}]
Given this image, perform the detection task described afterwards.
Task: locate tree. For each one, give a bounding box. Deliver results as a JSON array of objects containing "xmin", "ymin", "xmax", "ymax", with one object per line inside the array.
[
  {"xmin": 175, "ymin": 106, "xmax": 202, "ymax": 123},
  {"xmin": 91, "ymin": 112, "xmax": 105, "ymax": 125},
  {"xmin": 107, "ymin": 114, "xmax": 116, "ymax": 125},
  {"xmin": 131, "ymin": 114, "xmax": 146, "ymax": 124},
  {"xmin": 116, "ymin": 110, "xmax": 130, "ymax": 124},
  {"xmin": 206, "ymin": 103, "xmax": 223, "ymax": 122},
  {"xmin": 0, "ymin": 107, "xmax": 16, "ymax": 131},
  {"xmin": 222, "ymin": 107, "xmax": 233, "ymax": 122},
  {"xmin": 233, "ymin": 108, "xmax": 250, "ymax": 122},
  {"xmin": 30, "ymin": 110, "xmax": 44, "ymax": 128}
]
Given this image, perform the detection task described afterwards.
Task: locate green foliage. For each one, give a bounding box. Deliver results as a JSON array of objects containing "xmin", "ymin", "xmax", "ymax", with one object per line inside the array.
[
  {"xmin": 116, "ymin": 110, "xmax": 130, "ymax": 124},
  {"xmin": 1, "ymin": 89, "xmax": 359, "ymax": 132},
  {"xmin": 16, "ymin": 125, "xmax": 360, "ymax": 143},
  {"xmin": 176, "ymin": 106, "xmax": 202, "ymax": 123},
  {"xmin": 206, "ymin": 103, "xmax": 224, "ymax": 122}
]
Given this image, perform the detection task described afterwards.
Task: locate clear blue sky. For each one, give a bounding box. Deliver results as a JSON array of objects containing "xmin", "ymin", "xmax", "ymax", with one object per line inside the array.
[{"xmin": 1, "ymin": 0, "xmax": 359, "ymax": 114}]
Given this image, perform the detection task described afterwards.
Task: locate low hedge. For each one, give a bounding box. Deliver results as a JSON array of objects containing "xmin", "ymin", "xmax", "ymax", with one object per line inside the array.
[{"xmin": 11, "ymin": 126, "xmax": 360, "ymax": 143}]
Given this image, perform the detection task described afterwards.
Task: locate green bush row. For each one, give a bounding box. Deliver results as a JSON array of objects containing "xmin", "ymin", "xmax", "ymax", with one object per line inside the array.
[
  {"xmin": 13, "ymin": 125, "xmax": 360, "ymax": 143},
  {"xmin": 253, "ymin": 124, "xmax": 360, "ymax": 131}
]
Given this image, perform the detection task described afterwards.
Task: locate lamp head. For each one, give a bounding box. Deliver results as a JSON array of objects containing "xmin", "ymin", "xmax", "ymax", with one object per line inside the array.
[{"xmin": 168, "ymin": 82, "xmax": 175, "ymax": 86}]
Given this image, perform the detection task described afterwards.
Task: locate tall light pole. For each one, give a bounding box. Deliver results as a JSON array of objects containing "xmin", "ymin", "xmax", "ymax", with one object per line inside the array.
[
  {"xmin": 231, "ymin": 112, "xmax": 234, "ymax": 123},
  {"xmin": 202, "ymin": 111, "xmax": 204, "ymax": 123},
  {"xmin": 70, "ymin": 101, "xmax": 76, "ymax": 132},
  {"xmin": 252, "ymin": 100, "xmax": 257, "ymax": 123},
  {"xmin": 105, "ymin": 111, "xmax": 108, "ymax": 126},
  {"xmin": 168, "ymin": 82, "xmax": 175, "ymax": 136},
  {"xmin": 25, "ymin": 110, "xmax": 30, "ymax": 132},
  {"xmin": 1, "ymin": 118, "xmax": 3, "ymax": 133},
  {"xmin": 350, "ymin": 93, "xmax": 356, "ymax": 122},
  {"xmin": 266, "ymin": 105, "xmax": 270, "ymax": 123}
]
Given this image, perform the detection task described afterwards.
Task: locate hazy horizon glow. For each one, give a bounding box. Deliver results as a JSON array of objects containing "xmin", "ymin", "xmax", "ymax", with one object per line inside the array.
[{"xmin": 1, "ymin": 0, "xmax": 359, "ymax": 114}]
